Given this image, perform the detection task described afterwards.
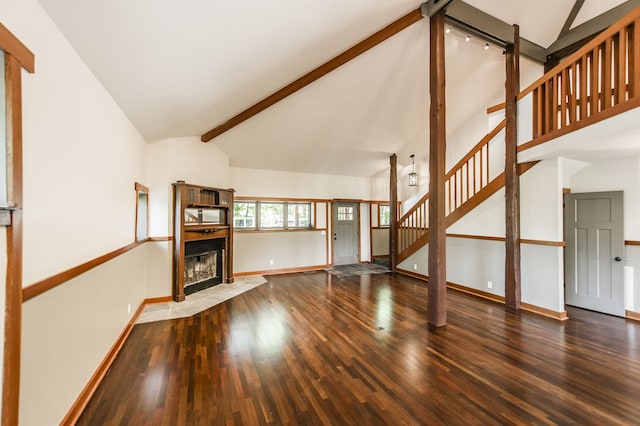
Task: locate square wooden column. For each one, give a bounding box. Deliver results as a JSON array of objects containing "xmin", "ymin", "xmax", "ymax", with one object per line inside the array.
[
  {"xmin": 505, "ymin": 25, "xmax": 521, "ymax": 309},
  {"xmin": 427, "ymin": 9, "xmax": 447, "ymax": 328}
]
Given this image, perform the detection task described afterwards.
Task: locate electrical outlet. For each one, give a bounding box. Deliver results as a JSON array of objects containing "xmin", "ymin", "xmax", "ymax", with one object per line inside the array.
[
  {"xmin": 487, "ymin": 281, "xmax": 493, "ymax": 289},
  {"xmin": 413, "ymin": 264, "xmax": 418, "ymax": 270},
  {"xmin": 269, "ymin": 259, "xmax": 274, "ymax": 266}
]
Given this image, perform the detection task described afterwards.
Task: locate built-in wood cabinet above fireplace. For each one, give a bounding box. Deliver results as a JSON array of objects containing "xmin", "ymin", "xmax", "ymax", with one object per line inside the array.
[{"xmin": 172, "ymin": 181, "xmax": 234, "ymax": 302}]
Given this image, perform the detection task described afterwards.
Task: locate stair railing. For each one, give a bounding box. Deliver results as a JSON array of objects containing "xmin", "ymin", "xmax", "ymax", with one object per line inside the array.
[
  {"xmin": 397, "ymin": 119, "xmax": 506, "ymax": 256},
  {"xmin": 525, "ymin": 6, "xmax": 640, "ymax": 142}
]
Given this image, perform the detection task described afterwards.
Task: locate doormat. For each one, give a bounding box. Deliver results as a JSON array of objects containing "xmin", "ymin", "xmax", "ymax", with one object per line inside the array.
[{"xmin": 325, "ymin": 264, "xmax": 390, "ymax": 277}]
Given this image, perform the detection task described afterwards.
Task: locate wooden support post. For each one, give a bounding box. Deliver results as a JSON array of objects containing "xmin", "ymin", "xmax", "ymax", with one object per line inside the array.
[
  {"xmin": 3, "ymin": 53, "xmax": 24, "ymax": 426},
  {"xmin": 389, "ymin": 154, "xmax": 398, "ymax": 272},
  {"xmin": 428, "ymin": 9, "xmax": 447, "ymax": 328},
  {"xmin": 505, "ymin": 25, "xmax": 521, "ymax": 309}
]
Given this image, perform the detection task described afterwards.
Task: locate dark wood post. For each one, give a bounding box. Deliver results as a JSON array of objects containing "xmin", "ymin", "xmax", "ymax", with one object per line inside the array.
[
  {"xmin": 505, "ymin": 25, "xmax": 521, "ymax": 309},
  {"xmin": 389, "ymin": 154, "xmax": 398, "ymax": 272},
  {"xmin": 428, "ymin": 9, "xmax": 447, "ymax": 328}
]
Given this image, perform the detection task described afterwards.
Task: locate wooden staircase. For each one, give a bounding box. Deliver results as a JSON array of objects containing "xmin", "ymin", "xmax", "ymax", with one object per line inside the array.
[
  {"xmin": 397, "ymin": 119, "xmax": 537, "ymax": 264},
  {"xmin": 397, "ymin": 6, "xmax": 640, "ymax": 265}
]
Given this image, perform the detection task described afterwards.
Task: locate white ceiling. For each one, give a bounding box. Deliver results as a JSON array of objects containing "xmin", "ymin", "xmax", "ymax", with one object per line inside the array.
[{"xmin": 36, "ymin": 0, "xmax": 632, "ymax": 177}]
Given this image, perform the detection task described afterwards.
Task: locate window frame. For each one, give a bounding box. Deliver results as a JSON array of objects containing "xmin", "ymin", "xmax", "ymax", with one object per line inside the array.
[
  {"xmin": 378, "ymin": 204, "xmax": 391, "ymax": 227},
  {"xmin": 233, "ymin": 199, "xmax": 315, "ymax": 231},
  {"xmin": 134, "ymin": 182, "xmax": 149, "ymax": 241}
]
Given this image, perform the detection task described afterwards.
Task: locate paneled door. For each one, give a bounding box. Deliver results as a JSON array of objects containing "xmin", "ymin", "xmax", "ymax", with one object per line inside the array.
[
  {"xmin": 564, "ymin": 191, "xmax": 625, "ymax": 316},
  {"xmin": 332, "ymin": 202, "xmax": 359, "ymax": 265}
]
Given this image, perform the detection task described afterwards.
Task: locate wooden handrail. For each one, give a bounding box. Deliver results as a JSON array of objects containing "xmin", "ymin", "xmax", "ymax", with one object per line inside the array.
[
  {"xmin": 397, "ymin": 120, "xmax": 506, "ymax": 257},
  {"xmin": 517, "ymin": 6, "xmax": 640, "ymax": 143}
]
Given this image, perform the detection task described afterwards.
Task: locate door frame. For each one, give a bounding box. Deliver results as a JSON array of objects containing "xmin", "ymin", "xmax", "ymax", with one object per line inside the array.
[
  {"xmin": 331, "ymin": 201, "xmax": 361, "ymax": 266},
  {"xmin": 563, "ymin": 190, "xmax": 625, "ymax": 316}
]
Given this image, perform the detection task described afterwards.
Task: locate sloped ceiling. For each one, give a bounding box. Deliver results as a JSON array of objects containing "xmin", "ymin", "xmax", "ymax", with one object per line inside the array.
[{"xmin": 36, "ymin": 0, "xmax": 631, "ymax": 177}]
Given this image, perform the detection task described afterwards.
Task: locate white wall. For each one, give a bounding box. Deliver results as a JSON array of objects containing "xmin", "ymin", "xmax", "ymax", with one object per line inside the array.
[
  {"xmin": 568, "ymin": 157, "xmax": 640, "ymax": 238},
  {"xmin": 21, "ymin": 244, "xmax": 147, "ymax": 425},
  {"xmin": 234, "ymin": 231, "xmax": 327, "ymax": 273},
  {"xmin": 230, "ymin": 167, "xmax": 372, "ymax": 200},
  {"xmin": 567, "ymin": 156, "xmax": 640, "ymax": 313},
  {"xmin": 230, "ymin": 168, "xmax": 378, "ymax": 274},
  {"xmin": 146, "ymin": 136, "xmax": 230, "ymax": 237},
  {"xmin": 145, "ymin": 240, "xmax": 172, "ymax": 298},
  {"xmin": 4, "ymin": 0, "xmax": 148, "ymax": 287},
  {"xmin": 399, "ymin": 159, "xmax": 566, "ymax": 313},
  {"xmin": 360, "ymin": 202, "xmax": 370, "ymax": 262},
  {"xmin": 2, "ymin": 1, "xmax": 154, "ymax": 424}
]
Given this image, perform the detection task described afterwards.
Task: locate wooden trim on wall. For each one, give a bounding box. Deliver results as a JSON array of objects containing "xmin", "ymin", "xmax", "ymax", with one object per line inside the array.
[
  {"xmin": 60, "ymin": 300, "xmax": 147, "ymax": 425},
  {"xmin": 149, "ymin": 236, "xmax": 173, "ymax": 242},
  {"xmin": 134, "ymin": 182, "xmax": 149, "ymax": 193},
  {"xmin": 235, "ymin": 196, "xmax": 330, "ymax": 203},
  {"xmin": 520, "ymin": 238, "xmax": 566, "ymax": 247},
  {"xmin": 234, "ymin": 264, "xmax": 329, "ymax": 277},
  {"xmin": 447, "ymin": 234, "xmax": 505, "ymax": 242},
  {"xmin": 486, "ymin": 102, "xmax": 506, "ymax": 114},
  {"xmin": 0, "ymin": 23, "xmax": 35, "ymax": 73},
  {"xmin": 201, "ymin": 7, "xmax": 424, "ymax": 142},
  {"xmin": 396, "ymin": 268, "xmax": 427, "ymax": 282},
  {"xmin": 625, "ymin": 240, "xmax": 640, "ymax": 246},
  {"xmin": 22, "ymin": 240, "xmax": 146, "ymax": 302},
  {"xmin": 521, "ymin": 302, "xmax": 569, "ymax": 321},
  {"xmin": 397, "ymin": 273, "xmax": 570, "ymax": 322},
  {"xmin": 144, "ymin": 296, "xmax": 172, "ymax": 305},
  {"xmin": 626, "ymin": 310, "xmax": 640, "ymax": 321},
  {"xmin": 447, "ymin": 282, "xmax": 505, "ymax": 305},
  {"xmin": 447, "ymin": 234, "xmax": 565, "ymax": 247},
  {"xmin": 234, "ymin": 228, "xmax": 326, "ymax": 234}
]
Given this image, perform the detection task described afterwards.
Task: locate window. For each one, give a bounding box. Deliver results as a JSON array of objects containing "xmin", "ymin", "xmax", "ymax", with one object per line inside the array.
[
  {"xmin": 234, "ymin": 201, "xmax": 256, "ymax": 229},
  {"xmin": 234, "ymin": 200, "xmax": 313, "ymax": 230},
  {"xmin": 379, "ymin": 205, "xmax": 390, "ymax": 227},
  {"xmin": 288, "ymin": 203, "xmax": 311, "ymax": 228},
  {"xmin": 337, "ymin": 206, "xmax": 354, "ymax": 221},
  {"xmin": 135, "ymin": 182, "xmax": 149, "ymax": 241}
]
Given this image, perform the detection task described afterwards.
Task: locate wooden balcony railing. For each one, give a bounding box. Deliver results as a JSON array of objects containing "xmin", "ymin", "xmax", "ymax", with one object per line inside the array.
[
  {"xmin": 522, "ymin": 6, "xmax": 640, "ymax": 148},
  {"xmin": 397, "ymin": 120, "xmax": 505, "ymax": 259}
]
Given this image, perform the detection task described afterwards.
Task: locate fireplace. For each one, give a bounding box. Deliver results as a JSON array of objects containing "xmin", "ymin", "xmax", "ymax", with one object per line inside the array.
[
  {"xmin": 173, "ymin": 182, "xmax": 234, "ymax": 302},
  {"xmin": 184, "ymin": 238, "xmax": 224, "ymax": 295}
]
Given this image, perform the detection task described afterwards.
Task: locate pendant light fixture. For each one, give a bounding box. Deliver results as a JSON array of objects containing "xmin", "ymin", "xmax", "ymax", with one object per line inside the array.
[{"xmin": 408, "ymin": 154, "xmax": 418, "ymax": 187}]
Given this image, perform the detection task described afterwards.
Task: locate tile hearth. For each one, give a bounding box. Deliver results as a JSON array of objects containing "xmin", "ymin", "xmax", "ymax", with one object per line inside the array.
[{"xmin": 136, "ymin": 275, "xmax": 267, "ymax": 324}]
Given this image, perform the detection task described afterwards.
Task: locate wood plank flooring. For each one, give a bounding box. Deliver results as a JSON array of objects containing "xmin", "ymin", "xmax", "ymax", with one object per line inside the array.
[{"xmin": 77, "ymin": 272, "xmax": 640, "ymax": 425}]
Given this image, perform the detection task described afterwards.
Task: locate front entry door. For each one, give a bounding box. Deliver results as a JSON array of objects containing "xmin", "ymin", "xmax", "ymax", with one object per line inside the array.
[
  {"xmin": 564, "ymin": 191, "xmax": 625, "ymax": 316},
  {"xmin": 332, "ymin": 202, "xmax": 359, "ymax": 265}
]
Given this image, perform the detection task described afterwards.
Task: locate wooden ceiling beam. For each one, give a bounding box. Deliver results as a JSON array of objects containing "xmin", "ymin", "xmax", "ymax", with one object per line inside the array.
[
  {"xmin": 546, "ymin": 0, "xmax": 640, "ymax": 56},
  {"xmin": 201, "ymin": 7, "xmax": 424, "ymax": 142}
]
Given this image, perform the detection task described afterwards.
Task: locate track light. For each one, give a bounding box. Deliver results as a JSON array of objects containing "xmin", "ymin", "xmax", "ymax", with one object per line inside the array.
[
  {"xmin": 484, "ymin": 43, "xmax": 490, "ymax": 50},
  {"xmin": 465, "ymin": 35, "xmax": 471, "ymax": 42},
  {"xmin": 445, "ymin": 26, "xmax": 451, "ymax": 34}
]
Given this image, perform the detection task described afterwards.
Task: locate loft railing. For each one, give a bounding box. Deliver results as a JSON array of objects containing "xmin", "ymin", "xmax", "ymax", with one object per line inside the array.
[
  {"xmin": 397, "ymin": 120, "xmax": 505, "ymax": 258},
  {"xmin": 524, "ymin": 6, "xmax": 640, "ymax": 144}
]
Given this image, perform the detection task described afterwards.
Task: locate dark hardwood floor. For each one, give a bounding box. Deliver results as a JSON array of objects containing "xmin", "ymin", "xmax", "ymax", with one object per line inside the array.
[{"xmin": 78, "ymin": 272, "xmax": 640, "ymax": 425}]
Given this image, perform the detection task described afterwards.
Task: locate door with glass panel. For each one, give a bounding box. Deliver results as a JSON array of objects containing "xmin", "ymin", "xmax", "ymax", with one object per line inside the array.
[{"xmin": 332, "ymin": 202, "xmax": 359, "ymax": 265}]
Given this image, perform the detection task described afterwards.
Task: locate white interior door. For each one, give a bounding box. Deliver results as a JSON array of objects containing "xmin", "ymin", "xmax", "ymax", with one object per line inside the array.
[
  {"xmin": 564, "ymin": 191, "xmax": 625, "ymax": 316},
  {"xmin": 332, "ymin": 202, "xmax": 359, "ymax": 265}
]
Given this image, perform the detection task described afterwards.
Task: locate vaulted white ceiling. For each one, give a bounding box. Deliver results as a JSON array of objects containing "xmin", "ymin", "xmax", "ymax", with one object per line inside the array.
[{"xmin": 36, "ymin": 0, "xmax": 631, "ymax": 176}]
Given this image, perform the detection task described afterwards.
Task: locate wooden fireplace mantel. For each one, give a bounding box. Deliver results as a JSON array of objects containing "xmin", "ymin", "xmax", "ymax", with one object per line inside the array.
[{"xmin": 172, "ymin": 181, "xmax": 235, "ymax": 302}]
